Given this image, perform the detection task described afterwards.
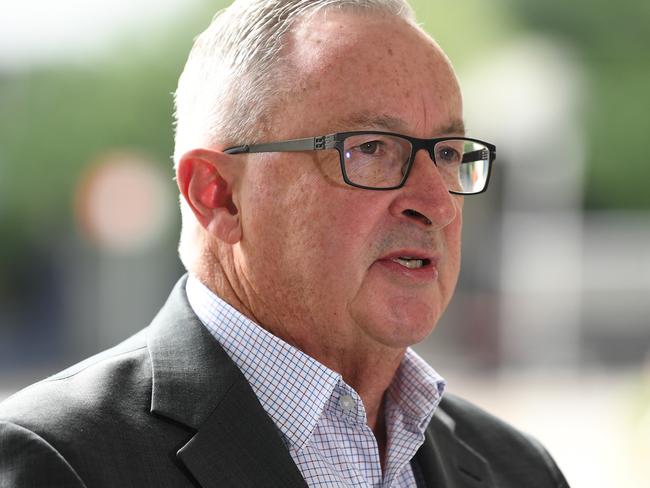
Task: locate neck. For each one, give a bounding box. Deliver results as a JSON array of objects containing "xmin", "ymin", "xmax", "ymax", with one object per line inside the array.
[
  {"xmin": 306, "ymin": 342, "xmax": 404, "ymax": 471},
  {"xmin": 194, "ymin": 254, "xmax": 405, "ymax": 469},
  {"xmin": 331, "ymin": 348, "xmax": 403, "ymax": 429}
]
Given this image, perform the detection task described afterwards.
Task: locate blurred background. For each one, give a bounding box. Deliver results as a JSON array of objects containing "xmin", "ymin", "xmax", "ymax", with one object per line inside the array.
[{"xmin": 1, "ymin": 0, "xmax": 648, "ymax": 485}]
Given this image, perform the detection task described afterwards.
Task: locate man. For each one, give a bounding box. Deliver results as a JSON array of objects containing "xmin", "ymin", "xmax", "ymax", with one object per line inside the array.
[{"xmin": 0, "ymin": 0, "xmax": 569, "ymax": 487}]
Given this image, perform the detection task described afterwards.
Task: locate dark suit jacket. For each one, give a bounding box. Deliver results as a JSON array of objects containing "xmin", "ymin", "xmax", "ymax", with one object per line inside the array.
[{"xmin": 0, "ymin": 276, "xmax": 569, "ymax": 487}]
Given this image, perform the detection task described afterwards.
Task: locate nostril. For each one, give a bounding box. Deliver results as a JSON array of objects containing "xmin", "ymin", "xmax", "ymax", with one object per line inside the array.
[{"xmin": 403, "ymin": 209, "xmax": 432, "ymax": 226}]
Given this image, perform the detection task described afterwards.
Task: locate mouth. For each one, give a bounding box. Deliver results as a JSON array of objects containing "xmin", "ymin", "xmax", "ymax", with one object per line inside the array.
[
  {"xmin": 390, "ymin": 256, "xmax": 431, "ymax": 269},
  {"xmin": 374, "ymin": 251, "xmax": 439, "ymax": 282}
]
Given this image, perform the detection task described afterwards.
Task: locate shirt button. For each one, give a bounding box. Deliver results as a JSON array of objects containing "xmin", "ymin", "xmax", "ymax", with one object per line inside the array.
[{"xmin": 339, "ymin": 394, "xmax": 355, "ymax": 413}]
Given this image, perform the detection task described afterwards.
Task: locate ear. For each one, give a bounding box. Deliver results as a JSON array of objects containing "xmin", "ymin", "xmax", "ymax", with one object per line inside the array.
[{"xmin": 176, "ymin": 148, "xmax": 242, "ymax": 245}]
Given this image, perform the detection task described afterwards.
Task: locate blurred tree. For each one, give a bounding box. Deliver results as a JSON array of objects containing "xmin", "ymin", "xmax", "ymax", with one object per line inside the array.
[
  {"xmin": 511, "ymin": 0, "xmax": 650, "ymax": 209},
  {"xmin": 411, "ymin": 0, "xmax": 524, "ymax": 64},
  {"xmin": 0, "ymin": 2, "xmax": 224, "ymax": 293}
]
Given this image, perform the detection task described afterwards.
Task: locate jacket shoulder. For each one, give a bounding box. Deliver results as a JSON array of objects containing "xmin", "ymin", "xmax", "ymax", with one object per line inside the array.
[
  {"xmin": 0, "ymin": 328, "xmax": 151, "ymax": 446},
  {"xmin": 0, "ymin": 328, "xmax": 190, "ymax": 487},
  {"xmin": 437, "ymin": 393, "xmax": 569, "ymax": 487},
  {"xmin": 0, "ymin": 421, "xmax": 87, "ymax": 488}
]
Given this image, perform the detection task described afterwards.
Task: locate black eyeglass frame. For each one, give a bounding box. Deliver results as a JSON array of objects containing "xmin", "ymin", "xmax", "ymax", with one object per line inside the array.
[{"xmin": 224, "ymin": 131, "xmax": 496, "ymax": 195}]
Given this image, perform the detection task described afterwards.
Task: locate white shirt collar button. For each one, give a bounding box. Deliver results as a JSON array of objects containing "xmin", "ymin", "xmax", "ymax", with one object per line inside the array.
[{"xmin": 339, "ymin": 394, "xmax": 355, "ymax": 413}]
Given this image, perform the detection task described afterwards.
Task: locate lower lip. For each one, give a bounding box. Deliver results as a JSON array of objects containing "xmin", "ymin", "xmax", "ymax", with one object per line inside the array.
[{"xmin": 375, "ymin": 259, "xmax": 439, "ymax": 282}]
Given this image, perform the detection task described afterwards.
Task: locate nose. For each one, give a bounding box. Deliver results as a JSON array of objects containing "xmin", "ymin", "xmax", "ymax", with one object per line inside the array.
[{"xmin": 388, "ymin": 149, "xmax": 459, "ymax": 229}]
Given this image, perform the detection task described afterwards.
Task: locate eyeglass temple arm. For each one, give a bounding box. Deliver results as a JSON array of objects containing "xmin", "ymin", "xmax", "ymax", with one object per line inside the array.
[
  {"xmin": 461, "ymin": 148, "xmax": 495, "ymax": 163},
  {"xmin": 224, "ymin": 135, "xmax": 337, "ymax": 155}
]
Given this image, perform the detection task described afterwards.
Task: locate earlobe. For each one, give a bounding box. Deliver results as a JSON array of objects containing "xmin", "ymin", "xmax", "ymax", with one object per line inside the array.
[{"xmin": 176, "ymin": 148, "xmax": 242, "ymax": 245}]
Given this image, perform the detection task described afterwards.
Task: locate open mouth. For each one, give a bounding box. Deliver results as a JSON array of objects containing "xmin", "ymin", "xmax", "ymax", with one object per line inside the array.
[
  {"xmin": 390, "ymin": 256, "xmax": 431, "ymax": 269},
  {"xmin": 375, "ymin": 252, "xmax": 439, "ymax": 281}
]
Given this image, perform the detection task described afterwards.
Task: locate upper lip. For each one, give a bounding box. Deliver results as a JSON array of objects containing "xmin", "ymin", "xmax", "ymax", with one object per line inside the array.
[{"xmin": 377, "ymin": 250, "xmax": 439, "ymax": 265}]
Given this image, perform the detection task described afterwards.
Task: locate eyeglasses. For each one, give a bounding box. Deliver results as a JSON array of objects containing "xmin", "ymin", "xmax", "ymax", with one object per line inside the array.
[{"xmin": 224, "ymin": 131, "xmax": 496, "ymax": 195}]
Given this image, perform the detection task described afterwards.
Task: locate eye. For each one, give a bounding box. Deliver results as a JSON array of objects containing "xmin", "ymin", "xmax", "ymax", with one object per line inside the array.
[
  {"xmin": 359, "ymin": 140, "xmax": 380, "ymax": 154},
  {"xmin": 436, "ymin": 145, "xmax": 461, "ymax": 163}
]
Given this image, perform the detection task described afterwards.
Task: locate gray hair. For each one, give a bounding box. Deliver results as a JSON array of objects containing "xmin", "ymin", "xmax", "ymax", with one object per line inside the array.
[{"xmin": 173, "ymin": 0, "xmax": 416, "ymax": 271}]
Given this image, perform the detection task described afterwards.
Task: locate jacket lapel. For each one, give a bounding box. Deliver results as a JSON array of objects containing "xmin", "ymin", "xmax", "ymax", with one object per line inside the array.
[
  {"xmin": 146, "ymin": 276, "xmax": 307, "ymax": 488},
  {"xmin": 176, "ymin": 376, "xmax": 308, "ymax": 488},
  {"xmin": 414, "ymin": 406, "xmax": 496, "ymax": 488}
]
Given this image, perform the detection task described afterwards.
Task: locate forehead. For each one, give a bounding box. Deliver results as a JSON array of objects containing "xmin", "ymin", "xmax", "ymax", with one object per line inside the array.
[{"xmin": 281, "ymin": 11, "xmax": 463, "ymax": 138}]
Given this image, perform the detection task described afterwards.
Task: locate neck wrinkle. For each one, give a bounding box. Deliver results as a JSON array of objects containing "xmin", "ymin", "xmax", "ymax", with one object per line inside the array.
[{"xmin": 193, "ymin": 241, "xmax": 260, "ymax": 325}]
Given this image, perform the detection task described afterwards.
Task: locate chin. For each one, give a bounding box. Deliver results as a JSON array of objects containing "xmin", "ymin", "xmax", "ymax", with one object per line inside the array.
[
  {"xmin": 361, "ymin": 302, "xmax": 441, "ymax": 349},
  {"xmin": 386, "ymin": 316, "xmax": 438, "ymax": 347},
  {"xmin": 350, "ymin": 281, "xmax": 449, "ymax": 348}
]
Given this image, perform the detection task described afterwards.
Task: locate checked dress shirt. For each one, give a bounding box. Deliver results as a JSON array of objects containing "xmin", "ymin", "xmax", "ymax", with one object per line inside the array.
[{"xmin": 186, "ymin": 274, "xmax": 447, "ymax": 488}]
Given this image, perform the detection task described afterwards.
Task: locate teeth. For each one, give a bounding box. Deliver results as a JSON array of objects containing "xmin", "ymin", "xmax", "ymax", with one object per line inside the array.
[{"xmin": 392, "ymin": 257, "xmax": 425, "ymax": 269}]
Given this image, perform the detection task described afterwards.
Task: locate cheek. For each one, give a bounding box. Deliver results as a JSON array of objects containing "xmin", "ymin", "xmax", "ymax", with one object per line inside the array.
[
  {"xmin": 242, "ymin": 164, "xmax": 364, "ymax": 279},
  {"xmin": 299, "ymin": 196, "xmax": 376, "ymax": 285}
]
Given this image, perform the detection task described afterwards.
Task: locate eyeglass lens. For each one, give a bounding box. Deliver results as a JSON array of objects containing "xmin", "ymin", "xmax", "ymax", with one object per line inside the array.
[{"xmin": 342, "ymin": 133, "xmax": 490, "ymax": 193}]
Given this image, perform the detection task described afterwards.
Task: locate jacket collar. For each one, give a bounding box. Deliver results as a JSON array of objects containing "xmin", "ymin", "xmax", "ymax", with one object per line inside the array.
[
  {"xmin": 414, "ymin": 403, "xmax": 496, "ymax": 487},
  {"xmin": 146, "ymin": 275, "xmax": 307, "ymax": 488}
]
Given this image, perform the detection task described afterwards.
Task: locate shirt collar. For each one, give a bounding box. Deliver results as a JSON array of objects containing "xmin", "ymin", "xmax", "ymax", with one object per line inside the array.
[
  {"xmin": 387, "ymin": 348, "xmax": 446, "ymax": 431},
  {"xmin": 185, "ymin": 274, "xmax": 446, "ymax": 449}
]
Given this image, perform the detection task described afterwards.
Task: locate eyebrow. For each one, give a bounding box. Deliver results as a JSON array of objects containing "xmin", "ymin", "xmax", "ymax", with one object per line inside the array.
[
  {"xmin": 337, "ymin": 112, "xmax": 409, "ymax": 132},
  {"xmin": 440, "ymin": 120, "xmax": 466, "ymax": 136},
  {"xmin": 335, "ymin": 111, "xmax": 466, "ymax": 137}
]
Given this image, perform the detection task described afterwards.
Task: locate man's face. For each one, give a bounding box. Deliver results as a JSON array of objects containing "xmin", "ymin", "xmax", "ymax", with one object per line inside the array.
[{"xmin": 232, "ymin": 13, "xmax": 464, "ymax": 356}]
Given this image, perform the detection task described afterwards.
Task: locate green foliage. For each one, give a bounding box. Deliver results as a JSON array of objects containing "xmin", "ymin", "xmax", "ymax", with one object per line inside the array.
[
  {"xmin": 511, "ymin": 0, "xmax": 650, "ymax": 209},
  {"xmin": 511, "ymin": 0, "xmax": 650, "ymax": 62},
  {"xmin": 410, "ymin": 0, "xmax": 523, "ymax": 65},
  {"xmin": 584, "ymin": 63, "xmax": 650, "ymax": 209},
  {"xmin": 0, "ymin": 2, "xmax": 223, "ymax": 281},
  {"xmin": 0, "ymin": 63, "xmax": 176, "ymax": 275}
]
